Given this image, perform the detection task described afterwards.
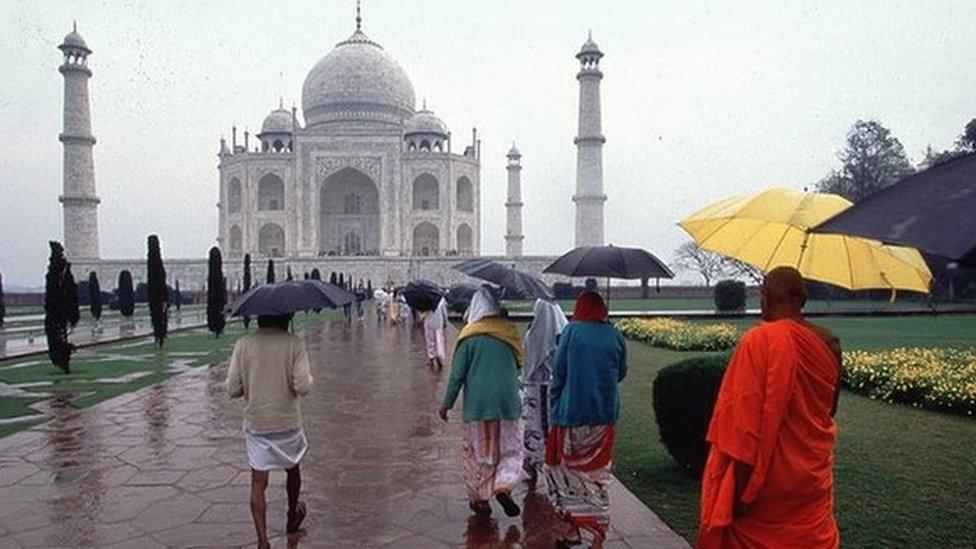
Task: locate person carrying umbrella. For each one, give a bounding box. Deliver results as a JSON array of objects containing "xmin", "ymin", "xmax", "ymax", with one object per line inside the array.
[
  {"xmin": 439, "ymin": 287, "xmax": 525, "ymax": 517},
  {"xmin": 225, "ymin": 313, "xmax": 313, "ymax": 548},
  {"xmin": 545, "ymin": 291, "xmax": 627, "ymax": 546},
  {"xmin": 422, "ymin": 296, "xmax": 449, "ymax": 369},
  {"xmin": 520, "ymin": 298, "xmax": 568, "ymax": 486}
]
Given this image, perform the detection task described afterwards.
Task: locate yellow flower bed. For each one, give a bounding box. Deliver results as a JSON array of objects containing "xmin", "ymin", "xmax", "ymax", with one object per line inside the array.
[
  {"xmin": 617, "ymin": 317, "xmax": 739, "ymax": 352},
  {"xmin": 843, "ymin": 347, "xmax": 976, "ymax": 416}
]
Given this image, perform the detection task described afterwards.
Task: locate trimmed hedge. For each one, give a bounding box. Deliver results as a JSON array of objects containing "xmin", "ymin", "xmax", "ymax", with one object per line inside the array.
[
  {"xmin": 714, "ymin": 279, "xmax": 746, "ymax": 312},
  {"xmin": 652, "ymin": 355, "xmax": 729, "ymax": 476}
]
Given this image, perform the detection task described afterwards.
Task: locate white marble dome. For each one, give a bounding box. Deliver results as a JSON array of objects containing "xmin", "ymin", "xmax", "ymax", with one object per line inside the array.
[
  {"xmin": 302, "ymin": 29, "xmax": 415, "ymax": 128},
  {"xmin": 261, "ymin": 108, "xmax": 293, "ymax": 134},
  {"xmin": 404, "ymin": 108, "xmax": 447, "ymax": 136}
]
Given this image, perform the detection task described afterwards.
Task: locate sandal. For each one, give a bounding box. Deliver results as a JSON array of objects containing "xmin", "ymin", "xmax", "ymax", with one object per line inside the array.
[{"xmin": 495, "ymin": 491, "xmax": 521, "ymax": 517}]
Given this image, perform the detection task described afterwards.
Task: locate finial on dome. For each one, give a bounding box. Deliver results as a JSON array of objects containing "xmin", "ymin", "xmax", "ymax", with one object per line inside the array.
[
  {"xmin": 73, "ymin": 20, "xmax": 77, "ymax": 33},
  {"xmin": 278, "ymin": 96, "xmax": 284, "ymax": 109},
  {"xmin": 588, "ymin": 29, "xmax": 592, "ymax": 40},
  {"xmin": 422, "ymin": 97, "xmax": 427, "ymax": 110},
  {"xmin": 356, "ymin": 0, "xmax": 362, "ymax": 31}
]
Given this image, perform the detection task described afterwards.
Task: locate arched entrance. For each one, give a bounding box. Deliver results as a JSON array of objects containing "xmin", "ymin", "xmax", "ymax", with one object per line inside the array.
[
  {"xmin": 456, "ymin": 223, "xmax": 473, "ymax": 255},
  {"xmin": 320, "ymin": 167, "xmax": 380, "ymax": 255},
  {"xmin": 413, "ymin": 222, "xmax": 439, "ymax": 256},
  {"xmin": 258, "ymin": 223, "xmax": 285, "ymax": 257}
]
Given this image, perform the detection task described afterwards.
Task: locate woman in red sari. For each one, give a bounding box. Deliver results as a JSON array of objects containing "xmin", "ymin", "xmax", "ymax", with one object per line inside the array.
[{"xmin": 545, "ymin": 292, "xmax": 628, "ymax": 546}]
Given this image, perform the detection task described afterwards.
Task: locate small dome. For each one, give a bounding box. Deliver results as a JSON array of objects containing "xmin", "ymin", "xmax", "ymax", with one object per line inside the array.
[
  {"xmin": 577, "ymin": 32, "xmax": 602, "ymax": 58},
  {"xmin": 302, "ymin": 29, "xmax": 415, "ymax": 128},
  {"xmin": 261, "ymin": 107, "xmax": 293, "ymax": 134},
  {"xmin": 404, "ymin": 108, "xmax": 448, "ymax": 137},
  {"xmin": 507, "ymin": 143, "xmax": 521, "ymax": 158},
  {"xmin": 60, "ymin": 25, "xmax": 90, "ymax": 52}
]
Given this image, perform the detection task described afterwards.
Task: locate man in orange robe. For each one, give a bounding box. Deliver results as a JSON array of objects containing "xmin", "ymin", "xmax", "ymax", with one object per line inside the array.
[{"xmin": 698, "ymin": 267, "xmax": 842, "ymax": 549}]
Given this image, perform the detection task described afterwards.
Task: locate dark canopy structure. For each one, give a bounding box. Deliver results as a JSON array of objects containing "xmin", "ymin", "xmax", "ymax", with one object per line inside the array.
[{"xmin": 815, "ymin": 153, "xmax": 976, "ymax": 267}]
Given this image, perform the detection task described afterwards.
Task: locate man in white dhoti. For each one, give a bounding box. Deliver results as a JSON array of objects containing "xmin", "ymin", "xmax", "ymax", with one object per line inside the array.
[
  {"xmin": 226, "ymin": 314, "xmax": 313, "ymax": 548},
  {"xmin": 520, "ymin": 299, "xmax": 567, "ymax": 485}
]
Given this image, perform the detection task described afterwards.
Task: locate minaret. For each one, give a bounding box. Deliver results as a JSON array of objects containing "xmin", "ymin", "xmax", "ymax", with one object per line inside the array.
[
  {"xmin": 573, "ymin": 31, "xmax": 606, "ymax": 247},
  {"xmin": 58, "ymin": 23, "xmax": 100, "ymax": 260},
  {"xmin": 505, "ymin": 144, "xmax": 524, "ymax": 257}
]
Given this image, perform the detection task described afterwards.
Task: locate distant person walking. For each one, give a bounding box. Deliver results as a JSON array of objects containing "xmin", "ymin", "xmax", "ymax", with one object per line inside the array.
[
  {"xmin": 520, "ymin": 298, "xmax": 567, "ymax": 485},
  {"xmin": 440, "ymin": 287, "xmax": 525, "ymax": 517},
  {"xmin": 355, "ymin": 283, "xmax": 366, "ymax": 321},
  {"xmin": 545, "ymin": 291, "xmax": 627, "ymax": 546},
  {"xmin": 423, "ymin": 297, "xmax": 448, "ymax": 369},
  {"xmin": 225, "ymin": 314, "xmax": 313, "ymax": 548},
  {"xmin": 698, "ymin": 267, "xmax": 841, "ymax": 548}
]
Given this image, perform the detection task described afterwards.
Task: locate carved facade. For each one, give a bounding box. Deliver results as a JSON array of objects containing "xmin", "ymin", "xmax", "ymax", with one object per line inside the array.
[{"xmin": 217, "ymin": 23, "xmax": 481, "ymax": 261}]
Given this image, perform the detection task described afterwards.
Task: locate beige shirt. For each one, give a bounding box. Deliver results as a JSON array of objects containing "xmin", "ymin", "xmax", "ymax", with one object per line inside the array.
[{"xmin": 225, "ymin": 328, "xmax": 313, "ymax": 433}]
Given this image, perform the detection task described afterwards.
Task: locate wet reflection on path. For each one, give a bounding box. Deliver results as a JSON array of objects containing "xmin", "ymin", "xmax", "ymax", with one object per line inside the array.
[{"xmin": 0, "ymin": 313, "xmax": 686, "ymax": 548}]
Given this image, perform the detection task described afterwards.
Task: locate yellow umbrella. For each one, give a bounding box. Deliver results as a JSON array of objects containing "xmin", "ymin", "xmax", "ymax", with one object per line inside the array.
[{"xmin": 678, "ymin": 188, "xmax": 932, "ymax": 293}]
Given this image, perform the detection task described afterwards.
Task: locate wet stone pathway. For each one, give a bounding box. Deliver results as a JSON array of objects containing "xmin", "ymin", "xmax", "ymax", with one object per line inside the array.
[{"xmin": 0, "ymin": 316, "xmax": 688, "ymax": 548}]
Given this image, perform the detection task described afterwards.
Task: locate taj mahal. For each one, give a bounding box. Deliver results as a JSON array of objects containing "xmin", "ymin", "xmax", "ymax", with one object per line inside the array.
[{"xmin": 59, "ymin": 9, "xmax": 609, "ymax": 289}]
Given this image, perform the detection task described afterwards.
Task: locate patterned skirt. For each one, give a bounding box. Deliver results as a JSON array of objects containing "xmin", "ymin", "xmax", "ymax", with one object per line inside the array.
[
  {"xmin": 521, "ymin": 382, "xmax": 549, "ymax": 474},
  {"xmin": 544, "ymin": 425, "xmax": 616, "ymax": 536},
  {"xmin": 462, "ymin": 420, "xmax": 524, "ymax": 502}
]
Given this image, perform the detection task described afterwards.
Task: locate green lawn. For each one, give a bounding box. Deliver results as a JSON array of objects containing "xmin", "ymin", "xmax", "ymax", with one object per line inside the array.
[
  {"xmin": 614, "ymin": 315, "xmax": 976, "ymax": 547},
  {"xmin": 0, "ymin": 310, "xmax": 338, "ymax": 439}
]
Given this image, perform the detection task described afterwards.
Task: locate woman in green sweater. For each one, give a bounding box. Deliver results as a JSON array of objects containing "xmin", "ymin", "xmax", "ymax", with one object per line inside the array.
[{"xmin": 440, "ymin": 287, "xmax": 525, "ymax": 517}]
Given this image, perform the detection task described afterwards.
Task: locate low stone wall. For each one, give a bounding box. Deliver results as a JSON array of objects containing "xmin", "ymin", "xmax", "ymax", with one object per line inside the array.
[{"xmin": 72, "ymin": 255, "xmax": 561, "ymax": 292}]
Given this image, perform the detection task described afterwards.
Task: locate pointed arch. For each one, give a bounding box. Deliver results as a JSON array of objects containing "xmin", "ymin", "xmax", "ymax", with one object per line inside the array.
[
  {"xmin": 456, "ymin": 223, "xmax": 473, "ymax": 255},
  {"xmin": 412, "ymin": 222, "xmax": 440, "ymax": 256},
  {"xmin": 412, "ymin": 173, "xmax": 439, "ymax": 211},
  {"xmin": 258, "ymin": 173, "xmax": 285, "ymax": 211},
  {"xmin": 456, "ymin": 176, "xmax": 473, "ymax": 212}
]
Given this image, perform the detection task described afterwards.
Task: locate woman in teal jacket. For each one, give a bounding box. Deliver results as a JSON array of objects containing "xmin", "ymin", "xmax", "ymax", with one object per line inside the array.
[
  {"xmin": 440, "ymin": 287, "xmax": 525, "ymax": 518},
  {"xmin": 546, "ymin": 291, "xmax": 627, "ymax": 546}
]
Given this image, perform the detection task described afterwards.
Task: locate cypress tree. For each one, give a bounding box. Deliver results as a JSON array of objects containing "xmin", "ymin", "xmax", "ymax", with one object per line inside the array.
[
  {"xmin": 242, "ymin": 253, "xmax": 252, "ymax": 329},
  {"xmin": 366, "ymin": 279, "xmax": 373, "ymax": 298},
  {"xmin": 311, "ymin": 268, "xmax": 321, "ymax": 281},
  {"xmin": 89, "ymin": 271, "xmax": 102, "ymax": 321},
  {"xmin": 117, "ymin": 270, "xmax": 135, "ymax": 317},
  {"xmin": 287, "ymin": 266, "xmax": 293, "ymax": 281},
  {"xmin": 173, "ymin": 279, "xmax": 182, "ymax": 311},
  {"xmin": 330, "ymin": 272, "xmax": 337, "ymax": 285},
  {"xmin": 206, "ymin": 246, "xmax": 226, "ymax": 337},
  {"xmin": 147, "ymin": 234, "xmax": 168, "ymax": 348},
  {"xmin": 64, "ymin": 264, "xmax": 80, "ymax": 328},
  {"xmin": 0, "ymin": 271, "xmax": 5, "ymax": 328},
  {"xmin": 338, "ymin": 273, "xmax": 345, "ymax": 288},
  {"xmin": 303, "ymin": 272, "xmax": 309, "ymax": 280},
  {"xmin": 44, "ymin": 241, "xmax": 73, "ymax": 373},
  {"xmin": 266, "ymin": 259, "xmax": 276, "ymax": 283}
]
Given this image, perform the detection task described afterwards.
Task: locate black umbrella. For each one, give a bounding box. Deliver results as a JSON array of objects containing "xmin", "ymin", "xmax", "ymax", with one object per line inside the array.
[
  {"xmin": 402, "ymin": 280, "xmax": 444, "ymax": 312},
  {"xmin": 445, "ymin": 282, "xmax": 479, "ymax": 313},
  {"xmin": 544, "ymin": 245, "xmax": 674, "ymax": 307},
  {"xmin": 454, "ymin": 259, "xmax": 552, "ymax": 299},
  {"xmin": 544, "ymin": 245, "xmax": 674, "ymax": 279},
  {"xmin": 225, "ymin": 280, "xmax": 354, "ymax": 317},
  {"xmin": 814, "ymin": 153, "xmax": 976, "ymax": 267}
]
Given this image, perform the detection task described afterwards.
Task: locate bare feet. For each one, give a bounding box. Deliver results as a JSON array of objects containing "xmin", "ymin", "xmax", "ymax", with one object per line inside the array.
[{"xmin": 286, "ymin": 500, "xmax": 307, "ymax": 534}]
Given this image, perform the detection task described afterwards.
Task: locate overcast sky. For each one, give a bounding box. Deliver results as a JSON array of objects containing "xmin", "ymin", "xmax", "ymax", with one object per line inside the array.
[{"xmin": 1, "ymin": 0, "xmax": 974, "ymax": 287}]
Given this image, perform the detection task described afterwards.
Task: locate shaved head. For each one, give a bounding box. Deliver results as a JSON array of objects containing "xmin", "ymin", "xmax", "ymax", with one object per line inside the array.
[{"xmin": 762, "ymin": 267, "xmax": 807, "ymax": 321}]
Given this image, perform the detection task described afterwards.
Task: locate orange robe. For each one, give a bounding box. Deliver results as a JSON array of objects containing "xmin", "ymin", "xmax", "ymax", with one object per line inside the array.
[{"xmin": 698, "ymin": 319, "xmax": 840, "ymax": 549}]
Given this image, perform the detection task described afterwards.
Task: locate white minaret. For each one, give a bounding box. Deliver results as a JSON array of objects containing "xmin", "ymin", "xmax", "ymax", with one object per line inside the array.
[
  {"xmin": 573, "ymin": 31, "xmax": 606, "ymax": 247},
  {"xmin": 505, "ymin": 144, "xmax": 524, "ymax": 256},
  {"xmin": 58, "ymin": 23, "xmax": 100, "ymax": 260}
]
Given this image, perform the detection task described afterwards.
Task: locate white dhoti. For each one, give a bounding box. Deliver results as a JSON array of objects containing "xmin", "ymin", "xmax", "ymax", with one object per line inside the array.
[
  {"xmin": 245, "ymin": 428, "xmax": 308, "ymax": 471},
  {"xmin": 461, "ymin": 420, "xmax": 523, "ymax": 502}
]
